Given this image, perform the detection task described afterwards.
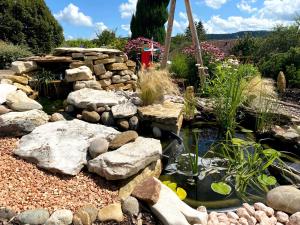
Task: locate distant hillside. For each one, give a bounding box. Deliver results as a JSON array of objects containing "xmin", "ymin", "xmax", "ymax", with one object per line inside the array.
[{"xmin": 206, "ymin": 31, "xmax": 270, "ymax": 40}]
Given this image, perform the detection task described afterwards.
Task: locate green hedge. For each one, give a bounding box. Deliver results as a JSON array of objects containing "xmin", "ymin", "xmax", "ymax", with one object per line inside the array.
[{"xmin": 0, "ymin": 41, "xmax": 32, "ymax": 69}]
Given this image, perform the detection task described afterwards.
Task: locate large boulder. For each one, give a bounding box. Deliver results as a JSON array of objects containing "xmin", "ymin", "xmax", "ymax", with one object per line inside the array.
[
  {"xmin": 65, "ymin": 66, "xmax": 93, "ymax": 82},
  {"xmin": 150, "ymin": 178, "xmax": 208, "ymax": 225},
  {"xmin": 0, "ymin": 109, "xmax": 49, "ymax": 137},
  {"xmin": 6, "ymin": 90, "xmax": 42, "ymax": 111},
  {"xmin": 0, "ymin": 84, "xmax": 17, "ymax": 104},
  {"xmin": 111, "ymin": 102, "xmax": 137, "ymax": 119},
  {"xmin": 88, "ymin": 137, "xmax": 162, "ymax": 180},
  {"xmin": 67, "ymin": 88, "xmax": 127, "ymax": 109},
  {"xmin": 0, "ymin": 70, "xmax": 29, "ymax": 84},
  {"xmin": 266, "ymin": 186, "xmax": 300, "ymax": 214},
  {"xmin": 14, "ymin": 119, "xmax": 119, "ymax": 175},
  {"xmin": 11, "ymin": 61, "xmax": 37, "ymax": 74}
]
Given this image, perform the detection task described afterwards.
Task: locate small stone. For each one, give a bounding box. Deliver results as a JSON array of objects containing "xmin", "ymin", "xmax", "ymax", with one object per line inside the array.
[
  {"xmin": 131, "ymin": 177, "xmax": 161, "ymax": 205},
  {"xmin": 99, "ymin": 71, "xmax": 113, "ymax": 79},
  {"xmin": 254, "ymin": 202, "xmax": 274, "ymax": 217},
  {"xmin": 243, "ymin": 203, "xmax": 256, "ymax": 216},
  {"xmin": 237, "ymin": 207, "xmax": 251, "ymax": 220},
  {"xmin": 276, "ymin": 211, "xmax": 289, "ymax": 223},
  {"xmin": 97, "ymin": 203, "xmax": 124, "ymax": 222},
  {"xmin": 82, "ymin": 110, "xmax": 100, "ymax": 123},
  {"xmin": 73, "ymin": 80, "xmax": 102, "ymax": 91},
  {"xmin": 152, "ymin": 127, "xmax": 162, "ymax": 138},
  {"xmin": 77, "ymin": 114, "xmax": 82, "ymax": 120},
  {"xmin": 50, "ymin": 113, "xmax": 65, "ymax": 122},
  {"xmin": 129, "ymin": 116, "xmax": 139, "ymax": 130},
  {"xmin": 288, "ymin": 212, "xmax": 300, "ymax": 225},
  {"xmin": 78, "ymin": 205, "xmax": 98, "ymax": 223},
  {"xmin": 89, "ymin": 137, "xmax": 109, "ymax": 158},
  {"xmin": 239, "ymin": 217, "xmax": 249, "ymax": 225},
  {"xmin": 0, "ymin": 105, "xmax": 12, "ymax": 115},
  {"xmin": 227, "ymin": 212, "xmax": 239, "ymax": 220},
  {"xmin": 117, "ymin": 119, "xmax": 130, "ymax": 130},
  {"xmin": 16, "ymin": 208, "xmax": 50, "ymax": 225},
  {"xmin": 72, "ymin": 215, "xmax": 83, "ymax": 225},
  {"xmin": 86, "ymin": 103, "xmax": 97, "ymax": 111},
  {"xmin": 45, "ymin": 209, "xmax": 73, "ymax": 225},
  {"xmin": 1, "ymin": 78, "xmax": 13, "ymax": 84},
  {"xmin": 101, "ymin": 111, "xmax": 115, "ymax": 126},
  {"xmin": 131, "ymin": 74, "xmax": 138, "ymax": 81},
  {"xmin": 65, "ymin": 66, "xmax": 93, "ymax": 82},
  {"xmin": 254, "ymin": 210, "xmax": 269, "ymax": 223},
  {"xmin": 94, "ymin": 58, "xmax": 116, "ymax": 65},
  {"xmin": 106, "ymin": 63, "xmax": 128, "ymax": 71},
  {"xmin": 104, "ymin": 105, "xmax": 111, "ymax": 111},
  {"xmin": 109, "ymin": 130, "xmax": 138, "ymax": 150},
  {"xmin": 97, "ymin": 107, "xmax": 106, "ymax": 113},
  {"xmin": 248, "ymin": 216, "xmax": 257, "ymax": 225},
  {"xmin": 197, "ymin": 206, "xmax": 207, "ymax": 213},
  {"xmin": 209, "ymin": 212, "xmax": 219, "ymax": 225},
  {"xmin": 65, "ymin": 105, "xmax": 75, "ymax": 113},
  {"xmin": 122, "ymin": 196, "xmax": 140, "ymax": 216},
  {"xmin": 99, "ymin": 79, "xmax": 111, "ymax": 87},
  {"xmin": 126, "ymin": 60, "xmax": 136, "ymax": 67},
  {"xmin": 0, "ymin": 207, "xmax": 16, "ymax": 220},
  {"xmin": 94, "ymin": 64, "xmax": 106, "ymax": 76},
  {"xmin": 74, "ymin": 210, "xmax": 90, "ymax": 225}
]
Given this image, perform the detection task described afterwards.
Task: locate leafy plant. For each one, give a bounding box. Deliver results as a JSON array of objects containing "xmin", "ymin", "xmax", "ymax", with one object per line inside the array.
[
  {"xmin": 137, "ymin": 68, "xmax": 179, "ymax": 105},
  {"xmin": 183, "ymin": 129, "xmax": 200, "ymax": 175},
  {"xmin": 33, "ymin": 69, "xmax": 60, "ymax": 97},
  {"xmin": 170, "ymin": 53, "xmax": 190, "ymax": 79},
  {"xmin": 0, "ymin": 41, "xmax": 32, "ymax": 69},
  {"xmin": 162, "ymin": 181, "xmax": 187, "ymax": 200},
  {"xmin": 211, "ymin": 182, "xmax": 232, "ymax": 195},
  {"xmin": 208, "ymin": 136, "xmax": 294, "ymax": 200},
  {"xmin": 182, "ymin": 87, "xmax": 197, "ymax": 120}
]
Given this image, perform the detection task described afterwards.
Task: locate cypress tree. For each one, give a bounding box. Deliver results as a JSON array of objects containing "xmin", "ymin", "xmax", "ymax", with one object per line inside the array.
[
  {"xmin": 0, "ymin": 0, "xmax": 64, "ymax": 53},
  {"xmin": 130, "ymin": 0, "xmax": 170, "ymax": 44},
  {"xmin": 185, "ymin": 21, "xmax": 206, "ymax": 42}
]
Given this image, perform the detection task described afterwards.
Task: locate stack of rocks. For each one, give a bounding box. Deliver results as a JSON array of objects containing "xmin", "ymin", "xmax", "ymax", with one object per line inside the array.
[{"xmin": 54, "ymin": 47, "xmax": 137, "ymax": 92}]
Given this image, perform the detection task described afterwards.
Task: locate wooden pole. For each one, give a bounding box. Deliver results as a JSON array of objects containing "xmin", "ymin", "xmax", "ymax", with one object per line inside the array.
[
  {"xmin": 161, "ymin": 0, "xmax": 176, "ymax": 69},
  {"xmin": 184, "ymin": 0, "xmax": 206, "ymax": 90}
]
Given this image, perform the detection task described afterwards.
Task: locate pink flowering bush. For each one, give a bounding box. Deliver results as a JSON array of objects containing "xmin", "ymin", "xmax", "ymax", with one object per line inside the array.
[
  {"xmin": 125, "ymin": 37, "xmax": 164, "ymax": 61},
  {"xmin": 182, "ymin": 42, "xmax": 225, "ymax": 61}
]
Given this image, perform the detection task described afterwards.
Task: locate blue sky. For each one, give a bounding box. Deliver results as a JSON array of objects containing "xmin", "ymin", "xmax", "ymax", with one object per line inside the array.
[{"xmin": 45, "ymin": 0, "xmax": 300, "ymax": 40}]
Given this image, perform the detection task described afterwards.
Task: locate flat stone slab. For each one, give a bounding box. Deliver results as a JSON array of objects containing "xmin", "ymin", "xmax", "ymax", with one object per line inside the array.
[
  {"xmin": 88, "ymin": 137, "xmax": 162, "ymax": 180},
  {"xmin": 0, "ymin": 109, "xmax": 49, "ymax": 137},
  {"xmin": 138, "ymin": 101, "xmax": 183, "ymax": 133},
  {"xmin": 14, "ymin": 119, "xmax": 119, "ymax": 175},
  {"xmin": 54, "ymin": 47, "xmax": 121, "ymax": 56},
  {"xmin": 20, "ymin": 55, "xmax": 74, "ymax": 63},
  {"xmin": 111, "ymin": 102, "xmax": 137, "ymax": 119},
  {"xmin": 67, "ymin": 88, "xmax": 127, "ymax": 109}
]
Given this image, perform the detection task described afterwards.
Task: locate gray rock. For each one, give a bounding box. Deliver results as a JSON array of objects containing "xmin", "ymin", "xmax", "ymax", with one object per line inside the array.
[
  {"xmin": 153, "ymin": 127, "xmax": 162, "ymax": 138},
  {"xmin": 0, "ymin": 207, "xmax": 16, "ymax": 220},
  {"xmin": 11, "ymin": 61, "xmax": 37, "ymax": 74},
  {"xmin": 74, "ymin": 80, "xmax": 102, "ymax": 91},
  {"xmin": 266, "ymin": 186, "xmax": 300, "ymax": 214},
  {"xmin": 16, "ymin": 208, "xmax": 50, "ymax": 225},
  {"xmin": 131, "ymin": 74, "xmax": 138, "ymax": 81},
  {"xmin": 150, "ymin": 179, "xmax": 208, "ymax": 225},
  {"xmin": 14, "ymin": 119, "xmax": 119, "ymax": 175},
  {"xmin": 288, "ymin": 212, "xmax": 300, "ymax": 225},
  {"xmin": 129, "ymin": 116, "xmax": 139, "ymax": 130},
  {"xmin": 97, "ymin": 203, "xmax": 123, "ymax": 222},
  {"xmin": 109, "ymin": 131, "xmax": 138, "ymax": 150},
  {"xmin": 0, "ymin": 109, "xmax": 49, "ymax": 137},
  {"xmin": 94, "ymin": 64, "xmax": 106, "ymax": 76},
  {"xmin": 82, "ymin": 110, "xmax": 100, "ymax": 123},
  {"xmin": 78, "ymin": 205, "xmax": 98, "ymax": 223},
  {"xmin": 67, "ymin": 88, "xmax": 127, "ymax": 109},
  {"xmin": 122, "ymin": 196, "xmax": 139, "ymax": 216},
  {"xmin": 112, "ymin": 75, "xmax": 122, "ymax": 84},
  {"xmin": 0, "ymin": 105, "xmax": 12, "ymax": 115},
  {"xmin": 65, "ymin": 105, "xmax": 75, "ymax": 113},
  {"xmin": 45, "ymin": 209, "xmax": 73, "ymax": 225},
  {"xmin": 88, "ymin": 137, "xmax": 109, "ymax": 158},
  {"xmin": 88, "ymin": 137, "xmax": 162, "ymax": 180},
  {"xmin": 6, "ymin": 90, "xmax": 42, "ymax": 111},
  {"xmin": 101, "ymin": 112, "xmax": 115, "ymax": 126},
  {"xmin": 50, "ymin": 113, "xmax": 65, "ymax": 122},
  {"xmin": 96, "ymin": 107, "xmax": 106, "ymax": 114},
  {"xmin": 65, "ymin": 66, "xmax": 93, "ymax": 82},
  {"xmin": 0, "ymin": 84, "xmax": 17, "ymax": 104},
  {"xmin": 99, "ymin": 71, "xmax": 113, "ymax": 79},
  {"xmin": 111, "ymin": 102, "xmax": 137, "ymax": 119},
  {"xmin": 99, "ymin": 79, "xmax": 111, "ymax": 87}
]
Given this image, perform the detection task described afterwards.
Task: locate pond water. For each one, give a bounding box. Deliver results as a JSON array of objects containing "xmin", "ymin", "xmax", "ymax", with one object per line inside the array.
[{"xmin": 160, "ymin": 123, "xmax": 299, "ymax": 211}]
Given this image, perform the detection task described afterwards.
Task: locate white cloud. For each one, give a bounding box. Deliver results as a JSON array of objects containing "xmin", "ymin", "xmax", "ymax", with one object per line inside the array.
[
  {"xmin": 121, "ymin": 24, "xmax": 131, "ymax": 35},
  {"xmin": 119, "ymin": 0, "xmax": 137, "ymax": 19},
  {"xmin": 95, "ymin": 22, "xmax": 108, "ymax": 33},
  {"xmin": 204, "ymin": 15, "xmax": 292, "ymax": 33},
  {"xmin": 204, "ymin": 0, "xmax": 228, "ymax": 9},
  {"xmin": 237, "ymin": 0, "xmax": 257, "ymax": 13},
  {"xmin": 54, "ymin": 3, "xmax": 93, "ymax": 27}
]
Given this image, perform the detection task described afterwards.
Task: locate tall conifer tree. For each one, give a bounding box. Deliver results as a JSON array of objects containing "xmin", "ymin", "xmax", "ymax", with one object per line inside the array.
[{"xmin": 130, "ymin": 0, "xmax": 170, "ymax": 44}]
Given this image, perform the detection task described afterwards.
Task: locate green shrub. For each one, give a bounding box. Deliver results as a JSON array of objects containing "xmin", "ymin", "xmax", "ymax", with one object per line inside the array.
[
  {"xmin": 170, "ymin": 54, "xmax": 189, "ymax": 79},
  {"xmin": 62, "ymin": 39, "xmax": 98, "ymax": 48},
  {"xmin": 0, "ymin": 41, "xmax": 32, "ymax": 69}
]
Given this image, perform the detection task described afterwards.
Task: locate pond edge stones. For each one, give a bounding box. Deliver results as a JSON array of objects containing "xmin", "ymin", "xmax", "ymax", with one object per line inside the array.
[{"xmin": 88, "ymin": 137, "xmax": 162, "ymax": 180}]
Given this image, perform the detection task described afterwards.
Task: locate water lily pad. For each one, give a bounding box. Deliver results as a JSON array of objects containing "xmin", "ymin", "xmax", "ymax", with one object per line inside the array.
[
  {"xmin": 176, "ymin": 187, "xmax": 187, "ymax": 200},
  {"xmin": 258, "ymin": 174, "xmax": 277, "ymax": 186},
  {"xmin": 211, "ymin": 182, "xmax": 232, "ymax": 195}
]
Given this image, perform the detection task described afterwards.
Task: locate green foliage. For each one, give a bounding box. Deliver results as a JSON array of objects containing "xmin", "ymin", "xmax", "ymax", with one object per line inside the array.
[
  {"xmin": 183, "ymin": 88, "xmax": 197, "ymax": 120},
  {"xmin": 231, "ymin": 33, "xmax": 258, "ymax": 63},
  {"xmin": 211, "ymin": 182, "xmax": 232, "ymax": 195},
  {"xmin": 170, "ymin": 54, "xmax": 190, "ymax": 79},
  {"xmin": 94, "ymin": 29, "xmax": 117, "ymax": 47},
  {"xmin": 207, "ymin": 64, "xmax": 259, "ymax": 132},
  {"xmin": 130, "ymin": 0, "xmax": 170, "ymax": 44},
  {"xmin": 62, "ymin": 39, "xmax": 98, "ymax": 48},
  {"xmin": 33, "ymin": 69, "xmax": 60, "ymax": 97},
  {"xmin": 185, "ymin": 21, "xmax": 206, "ymax": 42},
  {"xmin": 183, "ymin": 129, "xmax": 200, "ymax": 175},
  {"xmin": 0, "ymin": 41, "xmax": 32, "ymax": 69},
  {"xmin": 0, "ymin": 0, "xmax": 64, "ymax": 53}
]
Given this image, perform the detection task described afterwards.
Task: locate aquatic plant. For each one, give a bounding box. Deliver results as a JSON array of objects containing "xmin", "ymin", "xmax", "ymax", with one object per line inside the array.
[
  {"xmin": 137, "ymin": 67, "xmax": 179, "ymax": 106},
  {"xmin": 207, "ymin": 64, "xmax": 259, "ymax": 133},
  {"xmin": 208, "ymin": 136, "xmax": 294, "ymax": 200},
  {"xmin": 162, "ymin": 180, "xmax": 187, "ymax": 200},
  {"xmin": 183, "ymin": 86, "xmax": 197, "ymax": 120},
  {"xmin": 183, "ymin": 129, "xmax": 200, "ymax": 175},
  {"xmin": 33, "ymin": 69, "xmax": 60, "ymax": 97}
]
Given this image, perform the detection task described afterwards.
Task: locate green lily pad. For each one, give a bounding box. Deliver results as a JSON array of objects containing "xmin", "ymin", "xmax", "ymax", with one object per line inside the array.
[
  {"xmin": 258, "ymin": 174, "xmax": 277, "ymax": 186},
  {"xmin": 211, "ymin": 182, "xmax": 232, "ymax": 195}
]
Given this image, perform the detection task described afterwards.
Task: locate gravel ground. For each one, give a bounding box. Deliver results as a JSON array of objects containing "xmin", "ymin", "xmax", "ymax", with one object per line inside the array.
[{"xmin": 0, "ymin": 137, "xmax": 119, "ymax": 213}]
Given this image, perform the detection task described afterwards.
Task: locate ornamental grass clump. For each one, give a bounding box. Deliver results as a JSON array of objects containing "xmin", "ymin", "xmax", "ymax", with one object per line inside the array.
[{"xmin": 138, "ymin": 68, "xmax": 179, "ymax": 106}]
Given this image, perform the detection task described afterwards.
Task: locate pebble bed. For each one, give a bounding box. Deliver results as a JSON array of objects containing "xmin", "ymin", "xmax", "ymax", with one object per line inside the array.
[{"xmin": 0, "ymin": 138, "xmax": 119, "ymax": 213}]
